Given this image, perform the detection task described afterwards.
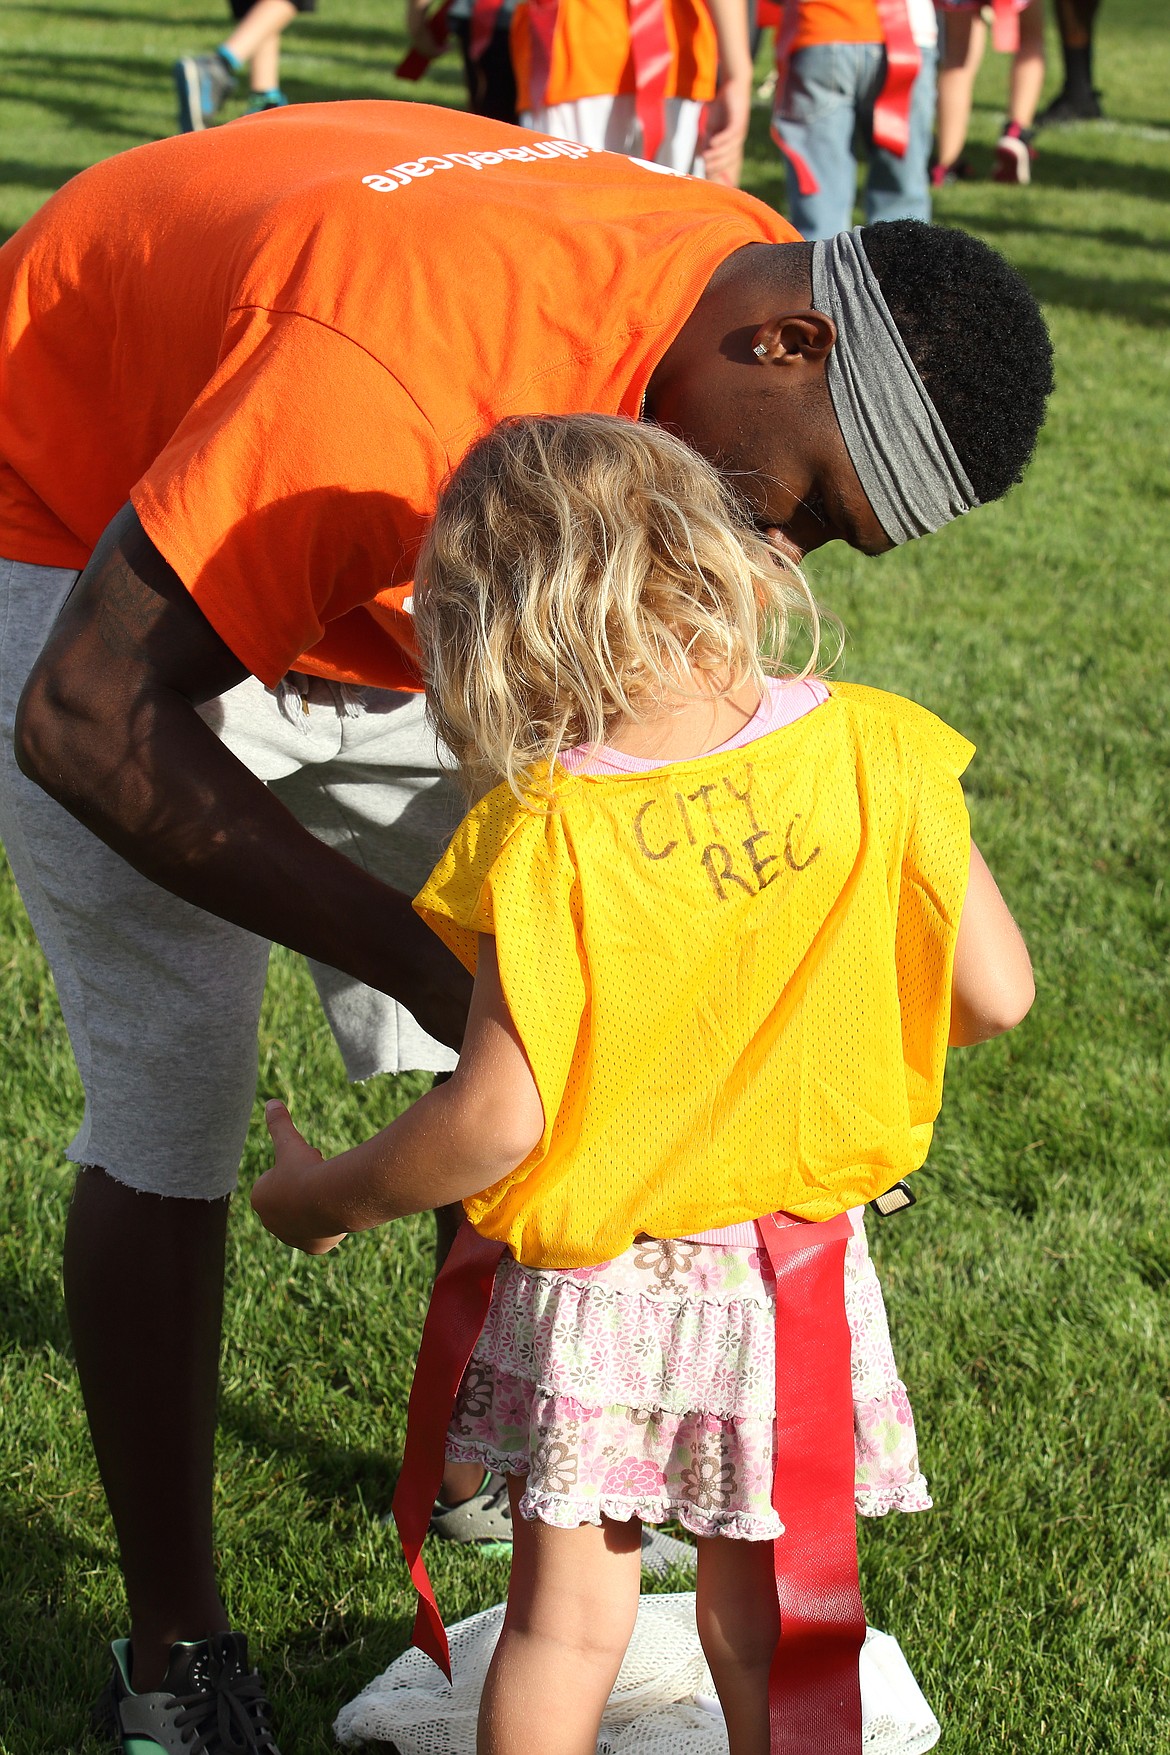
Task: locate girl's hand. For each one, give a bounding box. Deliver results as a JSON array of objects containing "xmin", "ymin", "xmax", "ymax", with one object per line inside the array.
[
  {"xmin": 405, "ymin": 0, "xmax": 446, "ymax": 59},
  {"xmin": 699, "ymin": 69, "xmax": 752, "ymax": 187},
  {"xmin": 251, "ymin": 1100, "xmax": 348, "ymax": 1256}
]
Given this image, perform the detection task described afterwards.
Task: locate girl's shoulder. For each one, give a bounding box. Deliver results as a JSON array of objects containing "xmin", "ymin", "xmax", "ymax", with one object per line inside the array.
[
  {"xmin": 413, "ymin": 772, "xmax": 582, "ymax": 973},
  {"xmin": 825, "ymin": 682, "xmax": 975, "ymax": 781}
]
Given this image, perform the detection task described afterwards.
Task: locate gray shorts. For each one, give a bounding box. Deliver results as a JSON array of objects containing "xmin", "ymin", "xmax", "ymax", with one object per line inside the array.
[{"xmin": 0, "ymin": 556, "xmax": 461, "ymax": 1199}]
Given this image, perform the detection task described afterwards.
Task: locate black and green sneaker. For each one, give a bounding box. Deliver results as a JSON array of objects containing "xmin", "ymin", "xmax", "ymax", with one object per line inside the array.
[{"xmin": 99, "ymin": 1632, "xmax": 281, "ymax": 1753}]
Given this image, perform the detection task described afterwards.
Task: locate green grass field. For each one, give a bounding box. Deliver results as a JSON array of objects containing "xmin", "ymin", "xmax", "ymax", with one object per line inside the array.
[{"xmin": 2, "ymin": 3, "xmax": 1169, "ymax": 1750}]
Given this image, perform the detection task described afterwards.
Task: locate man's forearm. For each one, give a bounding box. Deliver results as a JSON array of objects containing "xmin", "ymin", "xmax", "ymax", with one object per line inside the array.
[{"xmin": 15, "ymin": 506, "xmax": 471, "ymax": 1048}]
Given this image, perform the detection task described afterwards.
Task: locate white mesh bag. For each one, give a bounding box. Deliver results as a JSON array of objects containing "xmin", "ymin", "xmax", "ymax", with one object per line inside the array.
[{"xmin": 334, "ymin": 1592, "xmax": 941, "ymax": 1754}]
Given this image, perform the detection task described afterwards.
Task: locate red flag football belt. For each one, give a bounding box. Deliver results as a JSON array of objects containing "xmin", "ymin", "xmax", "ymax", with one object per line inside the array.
[
  {"xmin": 523, "ymin": 0, "xmax": 674, "ymax": 161},
  {"xmin": 391, "ymin": 1212, "xmax": 866, "ymax": 1753}
]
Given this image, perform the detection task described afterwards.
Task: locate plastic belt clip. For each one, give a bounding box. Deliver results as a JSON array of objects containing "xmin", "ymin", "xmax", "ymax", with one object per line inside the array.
[{"xmin": 869, "ymin": 1180, "xmax": 916, "ymax": 1219}]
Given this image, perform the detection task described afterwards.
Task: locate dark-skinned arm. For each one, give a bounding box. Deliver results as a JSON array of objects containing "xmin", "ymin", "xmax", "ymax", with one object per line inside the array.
[{"xmin": 14, "ymin": 503, "xmax": 471, "ymax": 1050}]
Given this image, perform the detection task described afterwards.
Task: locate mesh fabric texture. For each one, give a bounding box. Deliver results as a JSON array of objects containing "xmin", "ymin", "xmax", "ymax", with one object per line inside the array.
[
  {"xmin": 415, "ymin": 683, "xmax": 973, "ymax": 1267},
  {"xmin": 334, "ymin": 1592, "xmax": 941, "ymax": 1752}
]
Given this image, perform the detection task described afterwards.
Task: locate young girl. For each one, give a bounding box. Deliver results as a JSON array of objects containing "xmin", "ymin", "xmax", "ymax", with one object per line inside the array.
[
  {"xmin": 253, "ymin": 414, "xmax": 1034, "ymax": 1755},
  {"xmin": 934, "ymin": 0, "xmax": 1047, "ymax": 186}
]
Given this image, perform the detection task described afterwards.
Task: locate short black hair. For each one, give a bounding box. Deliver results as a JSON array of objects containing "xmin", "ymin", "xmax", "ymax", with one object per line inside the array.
[{"xmin": 859, "ymin": 219, "xmax": 1054, "ymax": 506}]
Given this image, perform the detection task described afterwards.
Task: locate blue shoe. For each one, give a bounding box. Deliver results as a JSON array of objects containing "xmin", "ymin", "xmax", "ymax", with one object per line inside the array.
[
  {"xmin": 245, "ymin": 90, "xmax": 288, "ymax": 114},
  {"xmin": 173, "ymin": 52, "xmax": 236, "ymax": 132}
]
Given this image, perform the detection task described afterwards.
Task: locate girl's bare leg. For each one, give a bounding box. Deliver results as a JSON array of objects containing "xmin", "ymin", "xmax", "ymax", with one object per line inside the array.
[
  {"xmin": 248, "ymin": 32, "xmax": 282, "ymax": 94},
  {"xmin": 935, "ymin": 10, "xmax": 985, "ymax": 168},
  {"xmin": 478, "ymin": 1479, "xmax": 643, "ymax": 1755},
  {"xmin": 694, "ymin": 1535, "xmax": 780, "ymax": 1755},
  {"xmin": 1008, "ymin": 0, "xmax": 1047, "ymax": 129},
  {"xmin": 222, "ymin": 0, "xmax": 297, "ymax": 89}
]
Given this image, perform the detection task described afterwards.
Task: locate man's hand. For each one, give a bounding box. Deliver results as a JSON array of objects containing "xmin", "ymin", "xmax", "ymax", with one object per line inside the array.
[{"xmin": 251, "ymin": 1101, "xmax": 348, "ymax": 1254}]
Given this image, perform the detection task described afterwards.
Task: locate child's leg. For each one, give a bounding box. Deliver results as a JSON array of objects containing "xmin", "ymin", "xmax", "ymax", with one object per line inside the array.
[
  {"xmin": 694, "ymin": 1535, "xmax": 780, "ymax": 1755},
  {"xmin": 935, "ymin": 9, "xmax": 985, "ymax": 169},
  {"xmin": 478, "ymin": 1478, "xmax": 643, "ymax": 1755},
  {"xmin": 1007, "ymin": 0, "xmax": 1047, "ymax": 129},
  {"xmin": 1036, "ymin": 0, "xmax": 1101, "ymax": 123},
  {"xmin": 247, "ymin": 31, "xmax": 283, "ymax": 96},
  {"xmin": 221, "ymin": 0, "xmax": 297, "ymax": 89}
]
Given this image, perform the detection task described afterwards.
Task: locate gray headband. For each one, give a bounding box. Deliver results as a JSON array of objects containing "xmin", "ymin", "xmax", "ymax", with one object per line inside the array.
[{"xmin": 810, "ymin": 228, "xmax": 979, "ymax": 547}]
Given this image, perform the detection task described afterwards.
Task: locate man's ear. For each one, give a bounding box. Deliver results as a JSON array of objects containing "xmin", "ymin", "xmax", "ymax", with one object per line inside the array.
[{"xmin": 750, "ymin": 309, "xmax": 836, "ymax": 367}]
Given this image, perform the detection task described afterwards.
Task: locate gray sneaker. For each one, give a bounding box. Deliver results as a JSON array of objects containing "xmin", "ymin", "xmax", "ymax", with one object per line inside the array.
[
  {"xmin": 173, "ymin": 52, "xmax": 236, "ymax": 132},
  {"xmin": 98, "ymin": 1632, "xmax": 280, "ymax": 1752},
  {"xmin": 425, "ymin": 1475, "xmax": 698, "ymax": 1579},
  {"xmin": 429, "ymin": 1470, "xmax": 513, "ymax": 1553},
  {"xmin": 640, "ymin": 1526, "xmax": 698, "ymax": 1579}
]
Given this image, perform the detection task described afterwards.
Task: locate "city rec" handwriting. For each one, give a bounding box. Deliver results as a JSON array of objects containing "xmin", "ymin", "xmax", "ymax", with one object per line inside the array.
[{"xmin": 629, "ymin": 765, "xmax": 821, "ymax": 901}]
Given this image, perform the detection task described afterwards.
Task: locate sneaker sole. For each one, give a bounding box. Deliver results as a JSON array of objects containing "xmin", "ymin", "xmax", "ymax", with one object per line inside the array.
[
  {"xmin": 174, "ymin": 60, "xmax": 207, "ymax": 132},
  {"xmin": 1035, "ymin": 97, "xmax": 1102, "ymax": 128},
  {"xmin": 993, "ymin": 137, "xmax": 1032, "ymax": 185}
]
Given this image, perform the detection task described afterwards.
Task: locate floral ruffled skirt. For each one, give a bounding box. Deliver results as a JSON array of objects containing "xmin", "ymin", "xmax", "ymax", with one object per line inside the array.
[{"xmin": 446, "ymin": 1213, "xmax": 931, "ymax": 1540}]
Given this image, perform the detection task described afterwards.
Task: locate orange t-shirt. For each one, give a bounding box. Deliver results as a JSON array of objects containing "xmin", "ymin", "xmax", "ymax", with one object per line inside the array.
[
  {"xmin": 0, "ymin": 102, "xmax": 797, "ymax": 690},
  {"xmin": 788, "ymin": 0, "xmax": 883, "ymax": 51},
  {"xmin": 510, "ymin": 0, "xmax": 719, "ymax": 113}
]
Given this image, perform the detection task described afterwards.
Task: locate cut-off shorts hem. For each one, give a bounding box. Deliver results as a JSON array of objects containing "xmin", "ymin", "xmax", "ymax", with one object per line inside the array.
[{"xmin": 68, "ymin": 1156, "xmax": 236, "ymax": 1201}]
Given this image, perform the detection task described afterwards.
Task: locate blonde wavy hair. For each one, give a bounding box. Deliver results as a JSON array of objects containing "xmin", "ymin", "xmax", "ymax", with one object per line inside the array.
[{"xmin": 414, "ymin": 413, "xmax": 825, "ymax": 803}]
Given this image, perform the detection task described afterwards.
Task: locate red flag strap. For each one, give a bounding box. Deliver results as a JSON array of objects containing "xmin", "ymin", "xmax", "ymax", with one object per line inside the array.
[
  {"xmin": 394, "ymin": 0, "xmax": 452, "ymax": 79},
  {"xmin": 394, "ymin": 1211, "xmax": 865, "ymax": 1755},
  {"xmin": 872, "ymin": 0, "xmax": 921, "ymax": 159},
  {"xmin": 758, "ymin": 1211, "xmax": 866, "ymax": 1755},
  {"xmin": 468, "ymin": 0, "xmax": 506, "ymax": 66},
  {"xmin": 390, "ymin": 1222, "xmax": 507, "ymax": 1677},
  {"xmin": 522, "ymin": 0, "xmax": 672, "ymax": 162},
  {"xmin": 628, "ymin": 0, "xmax": 674, "ymax": 164},
  {"xmin": 524, "ymin": 0, "xmax": 559, "ymax": 116},
  {"xmin": 990, "ymin": 0, "xmax": 1020, "ymax": 56}
]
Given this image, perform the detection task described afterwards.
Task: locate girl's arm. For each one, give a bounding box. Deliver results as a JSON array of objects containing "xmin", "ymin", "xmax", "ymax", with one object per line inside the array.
[
  {"xmin": 948, "ymin": 841, "xmax": 1036, "ymax": 1047},
  {"xmin": 251, "ymin": 935, "xmax": 545, "ymax": 1254},
  {"xmin": 697, "ymin": 0, "xmax": 754, "ymax": 187}
]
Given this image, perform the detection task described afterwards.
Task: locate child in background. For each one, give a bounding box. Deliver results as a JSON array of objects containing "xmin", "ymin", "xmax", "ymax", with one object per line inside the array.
[
  {"xmin": 253, "ymin": 414, "xmax": 1034, "ymax": 1754},
  {"xmin": 509, "ymin": 0, "xmax": 753, "ymax": 181},
  {"xmin": 770, "ymin": 0, "xmax": 941, "ymax": 240},
  {"xmin": 399, "ymin": 0, "xmax": 519, "ymax": 125},
  {"xmin": 934, "ymin": 0, "xmax": 1046, "ymax": 186},
  {"xmin": 174, "ymin": 0, "xmax": 308, "ymax": 132}
]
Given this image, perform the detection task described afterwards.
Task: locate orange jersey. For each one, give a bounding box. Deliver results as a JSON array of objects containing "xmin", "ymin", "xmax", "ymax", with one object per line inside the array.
[
  {"xmin": 510, "ymin": 0, "xmax": 719, "ymax": 112},
  {"xmin": 0, "ymin": 102, "xmax": 796, "ymax": 690},
  {"xmin": 787, "ymin": 0, "xmax": 883, "ymax": 51}
]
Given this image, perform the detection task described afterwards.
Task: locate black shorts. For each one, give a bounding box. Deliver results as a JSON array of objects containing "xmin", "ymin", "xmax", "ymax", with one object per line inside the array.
[
  {"xmin": 228, "ymin": 0, "xmax": 316, "ymax": 17},
  {"xmin": 449, "ymin": 16, "xmax": 517, "ymax": 124}
]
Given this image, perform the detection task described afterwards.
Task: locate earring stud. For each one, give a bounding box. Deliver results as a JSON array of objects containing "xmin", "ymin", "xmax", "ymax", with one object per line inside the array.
[{"xmin": 753, "ymin": 342, "xmax": 769, "ymax": 359}]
